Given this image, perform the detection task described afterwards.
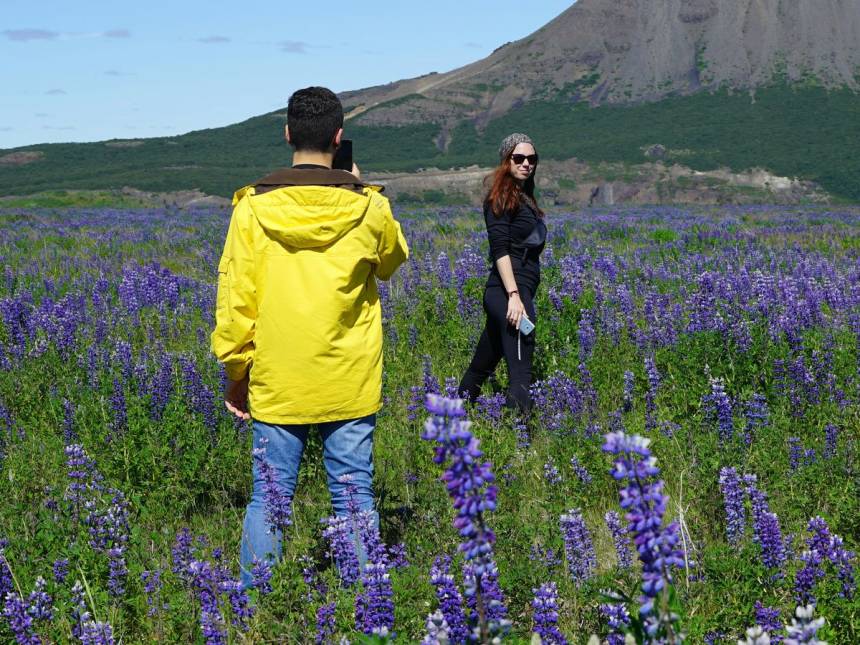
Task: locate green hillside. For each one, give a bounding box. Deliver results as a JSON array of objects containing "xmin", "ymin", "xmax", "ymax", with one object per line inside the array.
[{"xmin": 1, "ymin": 86, "xmax": 858, "ymax": 200}]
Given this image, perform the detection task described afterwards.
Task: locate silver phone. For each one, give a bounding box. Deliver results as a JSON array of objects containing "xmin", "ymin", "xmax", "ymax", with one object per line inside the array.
[{"xmin": 519, "ymin": 316, "xmax": 535, "ymax": 335}]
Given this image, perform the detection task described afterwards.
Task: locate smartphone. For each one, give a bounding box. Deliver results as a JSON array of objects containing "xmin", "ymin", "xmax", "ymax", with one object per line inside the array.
[
  {"xmin": 519, "ymin": 316, "xmax": 535, "ymax": 335},
  {"xmin": 332, "ymin": 139, "xmax": 353, "ymax": 171}
]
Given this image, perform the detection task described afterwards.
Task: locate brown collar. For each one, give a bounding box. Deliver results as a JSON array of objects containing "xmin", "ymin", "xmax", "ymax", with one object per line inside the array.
[{"xmin": 253, "ymin": 167, "xmax": 370, "ymax": 194}]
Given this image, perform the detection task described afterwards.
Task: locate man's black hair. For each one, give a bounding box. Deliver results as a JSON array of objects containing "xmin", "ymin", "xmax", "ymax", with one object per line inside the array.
[{"xmin": 287, "ymin": 86, "xmax": 344, "ymax": 152}]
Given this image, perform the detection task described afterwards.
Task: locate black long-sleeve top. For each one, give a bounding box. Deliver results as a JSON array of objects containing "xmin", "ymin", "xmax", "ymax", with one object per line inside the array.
[{"xmin": 484, "ymin": 198, "xmax": 545, "ymax": 294}]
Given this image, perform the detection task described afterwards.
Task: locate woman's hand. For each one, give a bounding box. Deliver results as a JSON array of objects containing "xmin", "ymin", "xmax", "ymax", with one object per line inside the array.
[{"xmin": 506, "ymin": 292, "xmax": 526, "ymax": 329}]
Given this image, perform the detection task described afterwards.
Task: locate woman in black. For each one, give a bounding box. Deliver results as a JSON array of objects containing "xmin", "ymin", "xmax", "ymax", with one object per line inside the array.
[{"xmin": 459, "ymin": 133, "xmax": 546, "ymax": 413}]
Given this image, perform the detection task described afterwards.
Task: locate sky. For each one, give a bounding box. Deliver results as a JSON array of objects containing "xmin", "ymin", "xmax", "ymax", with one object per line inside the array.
[{"xmin": 0, "ymin": 0, "xmax": 576, "ymax": 149}]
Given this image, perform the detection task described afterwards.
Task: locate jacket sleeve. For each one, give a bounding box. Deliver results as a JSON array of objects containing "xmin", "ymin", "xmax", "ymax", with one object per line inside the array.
[
  {"xmin": 374, "ymin": 197, "xmax": 409, "ymax": 281},
  {"xmin": 210, "ymin": 196, "xmax": 257, "ymax": 381},
  {"xmin": 484, "ymin": 200, "xmax": 512, "ymax": 261}
]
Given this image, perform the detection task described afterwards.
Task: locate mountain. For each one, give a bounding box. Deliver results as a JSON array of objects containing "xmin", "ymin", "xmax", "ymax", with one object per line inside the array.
[
  {"xmin": 2, "ymin": 0, "xmax": 860, "ymax": 202},
  {"xmin": 343, "ymin": 0, "xmax": 860, "ymax": 131}
]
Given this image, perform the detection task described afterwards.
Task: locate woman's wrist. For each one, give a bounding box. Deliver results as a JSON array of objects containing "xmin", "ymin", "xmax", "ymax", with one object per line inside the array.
[{"xmin": 507, "ymin": 289, "xmax": 519, "ymax": 298}]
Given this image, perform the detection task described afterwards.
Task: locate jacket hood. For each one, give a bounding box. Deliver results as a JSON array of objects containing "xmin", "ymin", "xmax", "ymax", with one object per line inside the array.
[{"xmin": 234, "ymin": 168, "xmax": 381, "ymax": 249}]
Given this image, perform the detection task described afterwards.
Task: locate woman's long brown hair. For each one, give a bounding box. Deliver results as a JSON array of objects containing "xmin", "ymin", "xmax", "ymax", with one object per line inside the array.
[{"xmin": 486, "ymin": 156, "xmax": 544, "ymax": 218}]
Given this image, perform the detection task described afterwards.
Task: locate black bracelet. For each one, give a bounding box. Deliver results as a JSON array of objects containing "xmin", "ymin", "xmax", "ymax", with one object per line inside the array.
[{"xmin": 508, "ymin": 290, "xmax": 519, "ymax": 298}]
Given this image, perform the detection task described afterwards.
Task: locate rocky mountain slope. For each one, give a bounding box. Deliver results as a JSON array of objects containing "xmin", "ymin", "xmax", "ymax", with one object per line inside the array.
[{"xmin": 343, "ymin": 0, "xmax": 860, "ymax": 128}]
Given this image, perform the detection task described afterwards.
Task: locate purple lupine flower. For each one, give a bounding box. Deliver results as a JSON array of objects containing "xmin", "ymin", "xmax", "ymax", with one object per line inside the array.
[
  {"xmin": 544, "ymin": 461, "xmax": 562, "ymax": 485},
  {"xmin": 355, "ymin": 559, "xmax": 395, "ymax": 638},
  {"xmin": 802, "ymin": 516, "xmax": 855, "ymax": 599},
  {"xmin": 149, "ymin": 354, "xmax": 174, "ymax": 421},
  {"xmin": 442, "ymin": 377, "xmax": 458, "ymax": 399},
  {"xmin": 463, "ymin": 561, "xmax": 509, "ymax": 638},
  {"xmin": 0, "ymin": 538, "xmax": 15, "ymax": 598},
  {"xmin": 743, "ymin": 394, "xmax": 769, "ymax": 446},
  {"xmin": 62, "ymin": 399, "xmax": 76, "ymax": 443},
  {"xmin": 579, "ymin": 362, "xmax": 598, "ymax": 416},
  {"xmin": 422, "ymin": 395, "xmax": 498, "ymax": 573},
  {"xmin": 188, "ymin": 560, "xmax": 227, "ymax": 645},
  {"xmin": 171, "ymin": 528, "xmax": 196, "ymax": 582},
  {"xmin": 107, "ymin": 547, "xmax": 128, "ymax": 598},
  {"xmin": 423, "ymin": 394, "xmax": 509, "ymax": 642},
  {"xmin": 622, "ymin": 370, "xmax": 635, "ymax": 413},
  {"xmin": 252, "ymin": 438, "xmax": 293, "ymax": 537},
  {"xmin": 530, "ymin": 371, "xmax": 583, "ymax": 432},
  {"xmin": 408, "ymin": 355, "xmax": 441, "ymax": 421},
  {"xmin": 70, "ymin": 581, "xmax": 91, "ymax": 640},
  {"xmin": 794, "ymin": 548, "xmax": 826, "ymax": 604},
  {"xmin": 141, "ymin": 569, "xmax": 168, "ymax": 617},
  {"xmin": 703, "ymin": 377, "xmax": 733, "ymax": 443},
  {"xmin": 80, "ymin": 620, "xmax": 115, "ymax": 644},
  {"xmin": 64, "ymin": 443, "xmax": 95, "ymax": 525},
  {"xmin": 429, "ymin": 555, "xmax": 468, "ymax": 644},
  {"xmin": 179, "ymin": 356, "xmax": 218, "ymax": 431},
  {"xmin": 353, "ymin": 513, "xmax": 395, "ymax": 636},
  {"xmin": 784, "ymin": 604, "xmax": 826, "ymax": 644},
  {"xmin": 644, "ymin": 357, "xmax": 660, "ymax": 432},
  {"xmin": 389, "ymin": 543, "xmax": 409, "ymax": 569},
  {"xmin": 133, "ymin": 356, "xmax": 150, "ymax": 397},
  {"xmin": 26, "ymin": 577, "xmax": 52, "ymax": 622},
  {"xmin": 113, "ymin": 339, "xmax": 133, "ymax": 383},
  {"xmin": 514, "ymin": 416, "xmax": 530, "ymax": 449},
  {"xmin": 718, "ymin": 467, "xmax": 746, "ymax": 545},
  {"xmin": 569, "ymin": 456, "xmax": 592, "ymax": 485},
  {"xmin": 739, "ymin": 626, "xmax": 771, "ymax": 645},
  {"xmin": 528, "ymin": 545, "xmax": 562, "ymax": 569},
  {"xmin": 475, "ymin": 393, "xmax": 506, "ymax": 424},
  {"xmin": 823, "ymin": 424, "xmax": 839, "ymax": 459},
  {"xmin": 605, "ymin": 510, "xmax": 633, "ymax": 569},
  {"xmin": 218, "ymin": 579, "xmax": 254, "ymax": 629},
  {"xmin": 107, "ymin": 378, "xmax": 126, "ymax": 441},
  {"xmin": 321, "ymin": 514, "xmax": 360, "ymax": 587},
  {"xmin": 746, "ymin": 477, "xmax": 787, "ymax": 573},
  {"xmin": 531, "ymin": 582, "xmax": 566, "ymax": 644},
  {"xmin": 754, "ymin": 601, "xmax": 782, "ymax": 643},
  {"xmin": 422, "ymin": 609, "xmax": 450, "ymax": 645},
  {"xmin": 87, "ymin": 488, "xmax": 129, "ymax": 554},
  {"xmin": 577, "ymin": 308, "xmax": 596, "ymax": 362},
  {"xmin": 315, "ymin": 601, "xmax": 336, "ymax": 645},
  {"xmin": 560, "ymin": 509, "xmax": 596, "ymax": 584},
  {"xmin": 3, "ymin": 592, "xmax": 40, "ymax": 645},
  {"xmin": 250, "ymin": 558, "xmax": 273, "ymax": 596},
  {"xmin": 788, "ymin": 438, "xmax": 803, "ymax": 472},
  {"xmin": 53, "ymin": 559, "xmax": 69, "ymax": 584},
  {"xmin": 437, "ymin": 251, "xmax": 453, "ymax": 287},
  {"xmin": 603, "ymin": 431, "xmax": 685, "ymax": 640},
  {"xmin": 600, "ymin": 602, "xmax": 631, "ymax": 645}
]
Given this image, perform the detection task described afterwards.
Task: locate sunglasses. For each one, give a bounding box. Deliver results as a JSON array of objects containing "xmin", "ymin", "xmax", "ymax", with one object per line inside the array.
[{"xmin": 510, "ymin": 153, "xmax": 538, "ymax": 166}]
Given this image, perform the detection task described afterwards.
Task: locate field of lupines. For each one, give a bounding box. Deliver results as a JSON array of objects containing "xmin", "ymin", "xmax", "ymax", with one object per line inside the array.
[{"xmin": 0, "ymin": 202, "xmax": 858, "ymax": 644}]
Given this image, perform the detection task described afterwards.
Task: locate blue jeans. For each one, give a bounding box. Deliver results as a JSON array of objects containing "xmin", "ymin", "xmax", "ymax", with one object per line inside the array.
[{"xmin": 239, "ymin": 414, "xmax": 377, "ymax": 589}]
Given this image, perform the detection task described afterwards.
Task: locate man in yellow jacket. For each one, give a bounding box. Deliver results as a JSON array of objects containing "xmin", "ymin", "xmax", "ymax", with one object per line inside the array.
[{"xmin": 211, "ymin": 86, "xmax": 408, "ymax": 587}]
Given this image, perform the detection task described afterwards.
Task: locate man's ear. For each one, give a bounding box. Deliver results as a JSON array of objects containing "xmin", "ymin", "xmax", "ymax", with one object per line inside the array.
[
  {"xmin": 285, "ymin": 125, "xmax": 292, "ymax": 145},
  {"xmin": 333, "ymin": 128, "xmax": 344, "ymax": 148}
]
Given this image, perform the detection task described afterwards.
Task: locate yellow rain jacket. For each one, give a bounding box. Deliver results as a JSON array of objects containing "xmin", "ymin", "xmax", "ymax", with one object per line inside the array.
[{"xmin": 211, "ymin": 168, "xmax": 409, "ymax": 424}]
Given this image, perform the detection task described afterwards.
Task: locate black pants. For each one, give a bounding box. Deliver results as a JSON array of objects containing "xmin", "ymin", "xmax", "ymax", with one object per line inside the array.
[{"xmin": 459, "ymin": 284, "xmax": 537, "ymax": 413}]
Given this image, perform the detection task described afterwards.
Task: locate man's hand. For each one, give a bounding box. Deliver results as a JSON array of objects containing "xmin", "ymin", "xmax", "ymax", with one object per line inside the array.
[{"xmin": 225, "ymin": 376, "xmax": 251, "ymax": 421}]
